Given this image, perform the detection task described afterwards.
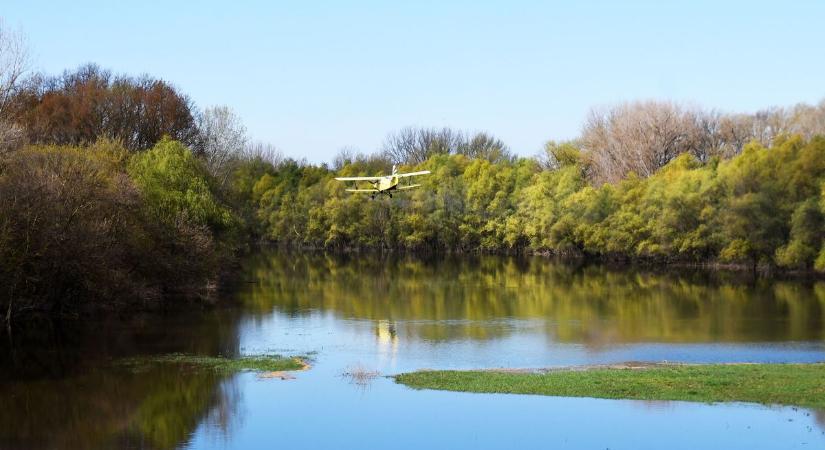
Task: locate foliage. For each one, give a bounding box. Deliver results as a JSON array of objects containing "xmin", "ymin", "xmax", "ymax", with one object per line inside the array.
[
  {"xmin": 10, "ymin": 64, "xmax": 197, "ymax": 150},
  {"xmin": 0, "ymin": 139, "xmax": 238, "ymax": 320},
  {"xmin": 4, "ymin": 55, "xmax": 825, "ymax": 324},
  {"xmin": 0, "ymin": 141, "xmax": 145, "ymax": 315},
  {"xmin": 238, "ymin": 134, "xmax": 825, "ymax": 274},
  {"xmin": 128, "ymin": 137, "xmax": 234, "ymax": 231}
]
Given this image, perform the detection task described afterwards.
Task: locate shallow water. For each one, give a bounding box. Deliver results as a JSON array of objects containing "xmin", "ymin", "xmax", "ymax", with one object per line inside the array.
[{"xmin": 3, "ymin": 252, "xmax": 825, "ymax": 449}]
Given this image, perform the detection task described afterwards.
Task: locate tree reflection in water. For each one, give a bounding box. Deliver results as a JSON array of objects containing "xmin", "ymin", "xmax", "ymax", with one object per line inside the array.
[
  {"xmin": 238, "ymin": 252, "xmax": 825, "ymax": 346},
  {"xmin": 0, "ymin": 308, "xmax": 244, "ymax": 450},
  {"xmin": 3, "ymin": 252, "xmax": 825, "ymax": 448},
  {"xmin": 0, "ymin": 364, "xmax": 240, "ymax": 449}
]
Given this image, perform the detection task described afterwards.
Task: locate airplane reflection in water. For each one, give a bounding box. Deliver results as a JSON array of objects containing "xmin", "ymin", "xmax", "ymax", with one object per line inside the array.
[{"xmin": 375, "ymin": 320, "xmax": 399, "ymax": 365}]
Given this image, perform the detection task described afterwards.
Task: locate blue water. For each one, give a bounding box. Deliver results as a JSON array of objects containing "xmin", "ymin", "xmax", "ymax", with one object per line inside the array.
[
  {"xmin": 4, "ymin": 253, "xmax": 825, "ymax": 449},
  {"xmin": 179, "ymin": 308, "xmax": 825, "ymax": 450}
]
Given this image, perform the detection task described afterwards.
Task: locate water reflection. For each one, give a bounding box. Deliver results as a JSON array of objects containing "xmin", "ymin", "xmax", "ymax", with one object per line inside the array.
[
  {"xmin": 0, "ymin": 309, "xmax": 245, "ymax": 450},
  {"xmin": 1, "ymin": 308, "xmax": 243, "ymax": 381},
  {"xmin": 239, "ymin": 252, "xmax": 825, "ymax": 345},
  {"xmin": 0, "ymin": 364, "xmax": 240, "ymax": 450},
  {"xmin": 3, "ymin": 252, "xmax": 825, "ymax": 449}
]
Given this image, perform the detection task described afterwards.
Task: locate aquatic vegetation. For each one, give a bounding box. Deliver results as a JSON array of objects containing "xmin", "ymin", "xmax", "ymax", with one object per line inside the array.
[
  {"xmin": 395, "ymin": 363, "xmax": 825, "ymax": 409},
  {"xmin": 119, "ymin": 353, "xmax": 308, "ymax": 373},
  {"xmin": 342, "ymin": 363, "xmax": 380, "ymax": 386}
]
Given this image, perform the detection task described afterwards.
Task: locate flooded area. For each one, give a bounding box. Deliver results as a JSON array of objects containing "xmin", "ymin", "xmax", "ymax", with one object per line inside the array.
[{"xmin": 3, "ymin": 252, "xmax": 825, "ymax": 449}]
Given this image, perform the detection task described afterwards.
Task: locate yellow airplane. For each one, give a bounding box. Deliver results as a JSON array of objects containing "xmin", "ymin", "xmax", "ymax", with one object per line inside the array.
[{"xmin": 335, "ymin": 165, "xmax": 431, "ymax": 199}]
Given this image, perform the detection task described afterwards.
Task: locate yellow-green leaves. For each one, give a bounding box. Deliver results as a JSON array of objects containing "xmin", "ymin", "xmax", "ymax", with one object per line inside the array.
[
  {"xmin": 244, "ymin": 136, "xmax": 825, "ymax": 270},
  {"xmin": 128, "ymin": 138, "xmax": 233, "ymax": 231}
]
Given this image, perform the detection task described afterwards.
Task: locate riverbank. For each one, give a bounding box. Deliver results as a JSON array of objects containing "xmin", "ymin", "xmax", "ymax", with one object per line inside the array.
[{"xmin": 395, "ymin": 363, "xmax": 825, "ymax": 409}]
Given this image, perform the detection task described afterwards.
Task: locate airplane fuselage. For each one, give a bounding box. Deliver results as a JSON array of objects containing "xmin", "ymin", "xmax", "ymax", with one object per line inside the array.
[{"xmin": 374, "ymin": 175, "xmax": 399, "ymax": 192}]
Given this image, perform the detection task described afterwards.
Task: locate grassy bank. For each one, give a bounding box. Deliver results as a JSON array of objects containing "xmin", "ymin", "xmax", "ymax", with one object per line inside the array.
[
  {"xmin": 395, "ymin": 363, "xmax": 825, "ymax": 409},
  {"xmin": 119, "ymin": 354, "xmax": 309, "ymax": 373}
]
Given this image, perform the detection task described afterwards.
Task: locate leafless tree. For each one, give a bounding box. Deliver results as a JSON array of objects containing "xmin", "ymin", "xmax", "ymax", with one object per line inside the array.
[
  {"xmin": 0, "ymin": 121, "xmax": 23, "ymax": 157},
  {"xmin": 242, "ymin": 141, "xmax": 284, "ymax": 167},
  {"xmin": 786, "ymin": 100, "xmax": 825, "ymax": 140},
  {"xmin": 0, "ymin": 21, "xmax": 28, "ymax": 155},
  {"xmin": 458, "ymin": 132, "xmax": 513, "ymax": 163},
  {"xmin": 332, "ymin": 146, "xmax": 391, "ymax": 173},
  {"xmin": 716, "ymin": 113, "xmax": 757, "ymax": 156},
  {"xmin": 332, "ymin": 146, "xmax": 358, "ymax": 170},
  {"xmin": 577, "ymin": 97, "xmax": 825, "ymax": 183},
  {"xmin": 582, "ymin": 101, "xmax": 699, "ymax": 183},
  {"xmin": 687, "ymin": 109, "xmax": 723, "ymax": 162},
  {"xmin": 0, "ymin": 20, "xmax": 28, "ymax": 118},
  {"xmin": 750, "ymin": 107, "xmax": 789, "ymax": 145},
  {"xmin": 381, "ymin": 126, "xmax": 465, "ymax": 164},
  {"xmin": 194, "ymin": 105, "xmax": 248, "ymax": 184}
]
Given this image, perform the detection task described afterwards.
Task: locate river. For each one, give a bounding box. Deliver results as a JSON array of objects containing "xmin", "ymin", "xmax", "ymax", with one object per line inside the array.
[{"xmin": 2, "ymin": 252, "xmax": 824, "ymax": 449}]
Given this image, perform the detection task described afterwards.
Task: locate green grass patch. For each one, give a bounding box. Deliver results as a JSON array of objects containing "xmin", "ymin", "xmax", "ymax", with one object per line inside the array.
[
  {"xmin": 395, "ymin": 363, "xmax": 825, "ymax": 409},
  {"xmin": 118, "ymin": 353, "xmax": 308, "ymax": 373}
]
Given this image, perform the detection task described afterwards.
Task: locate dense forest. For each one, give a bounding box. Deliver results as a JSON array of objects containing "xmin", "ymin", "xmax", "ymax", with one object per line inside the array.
[{"xmin": 2, "ymin": 24, "xmax": 825, "ymax": 322}]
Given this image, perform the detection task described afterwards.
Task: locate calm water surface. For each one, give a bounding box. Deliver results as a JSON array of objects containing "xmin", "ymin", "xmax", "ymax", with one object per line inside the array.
[{"xmin": 3, "ymin": 252, "xmax": 825, "ymax": 449}]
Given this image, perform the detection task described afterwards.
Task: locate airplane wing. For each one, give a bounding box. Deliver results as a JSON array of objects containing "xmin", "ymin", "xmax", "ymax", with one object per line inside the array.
[
  {"xmin": 335, "ymin": 176, "xmax": 383, "ymax": 181},
  {"xmin": 345, "ymin": 188, "xmax": 379, "ymax": 193},
  {"xmin": 396, "ymin": 184, "xmax": 422, "ymax": 190},
  {"xmin": 396, "ymin": 170, "xmax": 431, "ymax": 178}
]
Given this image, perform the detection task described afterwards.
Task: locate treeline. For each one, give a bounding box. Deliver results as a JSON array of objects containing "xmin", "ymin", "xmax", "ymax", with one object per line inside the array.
[
  {"xmin": 249, "ymin": 134, "xmax": 825, "ymax": 274},
  {"xmin": 3, "ymin": 21, "xmax": 825, "ymax": 322}
]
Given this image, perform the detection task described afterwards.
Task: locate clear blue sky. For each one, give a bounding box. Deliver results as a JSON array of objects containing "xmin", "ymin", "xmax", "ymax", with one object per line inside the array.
[{"xmin": 4, "ymin": 0, "xmax": 825, "ymax": 163}]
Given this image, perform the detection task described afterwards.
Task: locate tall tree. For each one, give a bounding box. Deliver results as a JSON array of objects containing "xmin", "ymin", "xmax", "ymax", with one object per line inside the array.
[
  {"xmin": 194, "ymin": 105, "xmax": 248, "ymax": 185},
  {"xmin": 13, "ymin": 64, "xmax": 197, "ymax": 151},
  {"xmin": 581, "ymin": 101, "xmax": 700, "ymax": 184},
  {"xmin": 458, "ymin": 132, "xmax": 512, "ymax": 163},
  {"xmin": 381, "ymin": 127, "xmax": 465, "ymax": 164},
  {"xmin": 0, "ymin": 20, "xmax": 28, "ymax": 154}
]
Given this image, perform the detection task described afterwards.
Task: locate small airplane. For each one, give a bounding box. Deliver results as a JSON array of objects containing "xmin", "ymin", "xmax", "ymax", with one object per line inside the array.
[{"xmin": 334, "ymin": 165, "xmax": 431, "ymax": 199}]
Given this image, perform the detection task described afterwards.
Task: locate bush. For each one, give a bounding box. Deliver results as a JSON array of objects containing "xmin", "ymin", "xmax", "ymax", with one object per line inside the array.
[
  {"xmin": 0, "ymin": 142, "xmax": 146, "ymax": 316},
  {"xmin": 0, "ymin": 139, "xmax": 234, "ymax": 321},
  {"xmin": 128, "ymin": 137, "xmax": 234, "ymax": 231}
]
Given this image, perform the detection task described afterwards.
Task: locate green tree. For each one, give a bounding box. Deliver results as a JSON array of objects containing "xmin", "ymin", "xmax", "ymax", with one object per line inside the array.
[{"xmin": 128, "ymin": 138, "xmax": 233, "ymax": 231}]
